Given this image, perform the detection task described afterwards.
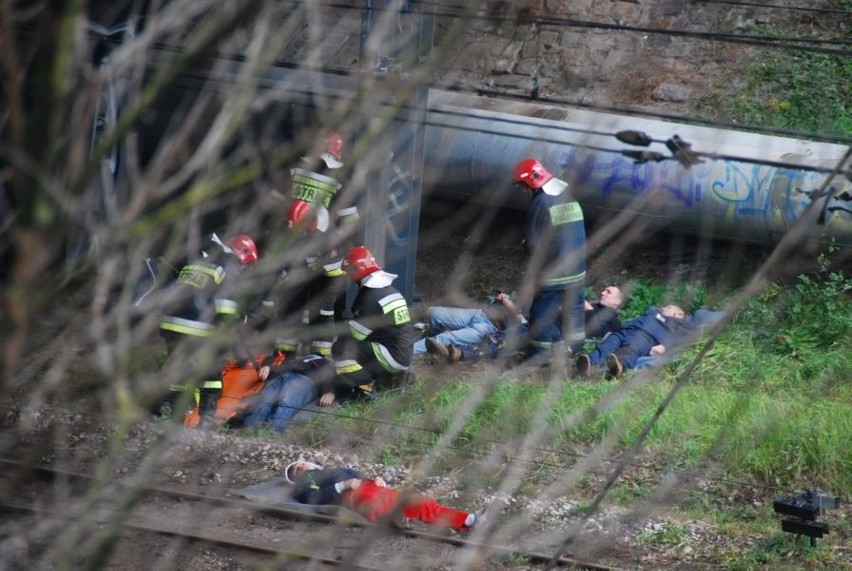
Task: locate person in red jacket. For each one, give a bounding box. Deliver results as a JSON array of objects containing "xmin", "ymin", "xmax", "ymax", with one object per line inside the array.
[{"xmin": 286, "ymin": 461, "xmax": 486, "ymax": 531}]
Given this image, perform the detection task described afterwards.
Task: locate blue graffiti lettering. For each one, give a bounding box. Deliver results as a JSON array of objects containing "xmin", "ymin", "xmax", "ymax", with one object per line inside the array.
[{"xmin": 561, "ymin": 148, "xmax": 701, "ymax": 206}]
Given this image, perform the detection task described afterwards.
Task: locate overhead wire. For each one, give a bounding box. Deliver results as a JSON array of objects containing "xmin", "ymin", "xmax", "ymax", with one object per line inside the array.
[
  {"xmin": 163, "ymin": 62, "xmax": 852, "ymax": 179},
  {"xmin": 70, "ymin": 1, "xmax": 852, "ymax": 147},
  {"xmin": 320, "ymin": 0, "xmax": 852, "ymax": 20},
  {"xmin": 78, "ymin": 1, "xmax": 846, "ymax": 54},
  {"xmin": 438, "ymin": 84, "xmax": 852, "ymax": 147},
  {"xmin": 354, "ymin": 0, "xmax": 852, "ymax": 51},
  {"xmin": 677, "ymin": 0, "xmax": 852, "ymax": 16}
]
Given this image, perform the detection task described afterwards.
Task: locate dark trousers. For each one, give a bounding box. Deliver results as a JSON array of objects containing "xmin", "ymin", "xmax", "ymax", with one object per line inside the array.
[
  {"xmin": 527, "ymin": 284, "xmax": 585, "ymax": 355},
  {"xmin": 588, "ymin": 327, "xmax": 655, "ymax": 370}
]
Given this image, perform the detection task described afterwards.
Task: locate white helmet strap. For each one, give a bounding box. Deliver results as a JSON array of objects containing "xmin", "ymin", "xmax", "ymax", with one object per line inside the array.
[{"xmin": 211, "ymin": 233, "xmax": 235, "ymax": 256}]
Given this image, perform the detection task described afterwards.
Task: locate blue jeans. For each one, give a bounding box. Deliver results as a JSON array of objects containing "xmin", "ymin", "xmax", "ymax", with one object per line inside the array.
[
  {"xmin": 413, "ymin": 307, "xmax": 499, "ymax": 354},
  {"xmin": 242, "ymin": 371, "xmax": 317, "ymax": 433}
]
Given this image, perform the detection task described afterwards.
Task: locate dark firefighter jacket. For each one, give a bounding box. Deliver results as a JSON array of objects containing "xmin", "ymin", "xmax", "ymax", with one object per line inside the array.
[
  {"xmin": 159, "ymin": 256, "xmax": 243, "ymax": 338},
  {"xmin": 525, "ymin": 188, "xmax": 587, "ymax": 290},
  {"xmin": 347, "ymin": 284, "xmax": 415, "ymax": 371}
]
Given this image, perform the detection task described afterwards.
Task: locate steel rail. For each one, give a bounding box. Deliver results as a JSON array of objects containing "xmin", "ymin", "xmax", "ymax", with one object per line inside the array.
[
  {"xmin": 0, "ymin": 458, "xmax": 619, "ymax": 570},
  {"xmin": 0, "ymin": 501, "xmax": 380, "ymax": 570}
]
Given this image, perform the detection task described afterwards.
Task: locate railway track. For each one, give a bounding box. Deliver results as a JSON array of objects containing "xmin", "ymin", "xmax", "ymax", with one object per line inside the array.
[{"xmin": 0, "ymin": 459, "xmax": 619, "ymax": 570}]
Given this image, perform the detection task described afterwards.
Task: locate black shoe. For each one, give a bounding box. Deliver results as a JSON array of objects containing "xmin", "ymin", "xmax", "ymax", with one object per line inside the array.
[
  {"xmin": 425, "ymin": 338, "xmax": 450, "ymax": 358},
  {"xmin": 574, "ymin": 354, "xmax": 591, "ymax": 379},
  {"xmin": 605, "ymin": 353, "xmax": 624, "ymax": 379}
]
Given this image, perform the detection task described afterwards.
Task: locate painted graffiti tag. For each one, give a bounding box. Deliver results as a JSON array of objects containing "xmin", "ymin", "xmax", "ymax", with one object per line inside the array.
[{"xmin": 559, "ymin": 146, "xmax": 701, "ymax": 207}]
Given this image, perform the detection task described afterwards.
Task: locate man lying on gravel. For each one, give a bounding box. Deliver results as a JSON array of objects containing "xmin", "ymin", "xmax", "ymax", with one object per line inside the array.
[{"xmin": 285, "ymin": 460, "xmax": 487, "ymax": 531}]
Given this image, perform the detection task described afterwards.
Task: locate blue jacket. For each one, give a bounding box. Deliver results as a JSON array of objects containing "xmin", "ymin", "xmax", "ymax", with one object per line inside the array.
[
  {"xmin": 291, "ymin": 467, "xmax": 365, "ymax": 505},
  {"xmin": 622, "ymin": 306, "xmax": 690, "ymax": 347}
]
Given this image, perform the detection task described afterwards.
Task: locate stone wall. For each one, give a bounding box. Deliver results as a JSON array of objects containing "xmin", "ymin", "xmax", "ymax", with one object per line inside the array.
[{"xmin": 429, "ymin": 0, "xmax": 830, "ymax": 117}]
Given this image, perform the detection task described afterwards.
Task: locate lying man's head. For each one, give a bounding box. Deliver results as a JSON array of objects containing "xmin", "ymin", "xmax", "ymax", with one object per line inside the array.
[
  {"xmin": 661, "ymin": 305, "xmax": 686, "ymax": 320},
  {"xmin": 598, "ymin": 285, "xmax": 624, "ymax": 309},
  {"xmin": 285, "ymin": 460, "xmax": 323, "ymax": 483}
]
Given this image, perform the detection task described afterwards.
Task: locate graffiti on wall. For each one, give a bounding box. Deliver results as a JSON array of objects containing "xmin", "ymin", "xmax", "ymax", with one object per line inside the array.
[{"xmin": 557, "ymin": 145, "xmax": 851, "ymax": 239}]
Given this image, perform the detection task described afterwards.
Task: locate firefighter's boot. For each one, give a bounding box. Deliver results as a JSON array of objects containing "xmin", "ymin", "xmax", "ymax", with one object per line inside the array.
[{"xmin": 196, "ymin": 388, "xmax": 221, "ymax": 430}]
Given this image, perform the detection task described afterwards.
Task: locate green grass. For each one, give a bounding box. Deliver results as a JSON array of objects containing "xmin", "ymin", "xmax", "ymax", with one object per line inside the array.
[
  {"xmin": 307, "ymin": 250, "xmax": 851, "ymax": 497},
  {"xmin": 694, "ymin": 22, "xmax": 852, "ymax": 135},
  {"xmin": 311, "ymin": 363, "xmax": 850, "ymax": 494},
  {"xmin": 613, "ymin": 280, "xmax": 710, "ymax": 321},
  {"xmin": 285, "ymin": 252, "xmax": 850, "ymax": 571}
]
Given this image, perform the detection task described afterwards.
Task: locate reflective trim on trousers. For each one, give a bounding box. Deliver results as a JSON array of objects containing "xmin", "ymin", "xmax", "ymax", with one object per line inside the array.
[
  {"xmin": 371, "ymin": 342, "xmax": 408, "ymax": 373},
  {"xmin": 160, "ymin": 317, "xmax": 214, "ymax": 337},
  {"xmin": 215, "ymin": 298, "xmax": 238, "ymax": 315},
  {"xmin": 540, "ymin": 271, "xmax": 586, "ymax": 288}
]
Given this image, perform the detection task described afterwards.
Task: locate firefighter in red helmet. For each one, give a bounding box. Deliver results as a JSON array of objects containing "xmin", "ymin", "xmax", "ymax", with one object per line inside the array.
[
  {"xmin": 225, "ymin": 233, "xmax": 260, "ymax": 265},
  {"xmin": 319, "ymin": 245, "xmax": 414, "ymax": 405},
  {"xmin": 259, "ymin": 130, "xmax": 360, "ymax": 358},
  {"xmin": 271, "ymin": 129, "xmax": 359, "ymax": 236},
  {"xmin": 512, "ymin": 157, "xmax": 587, "ymax": 364},
  {"xmin": 158, "ymin": 232, "xmax": 259, "ymax": 429}
]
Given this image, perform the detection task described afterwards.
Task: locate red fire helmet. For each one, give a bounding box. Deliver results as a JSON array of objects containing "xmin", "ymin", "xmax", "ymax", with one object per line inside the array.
[
  {"xmin": 227, "ymin": 234, "xmax": 259, "ymax": 265},
  {"xmin": 287, "ymin": 200, "xmax": 318, "ymax": 233},
  {"xmin": 342, "ymin": 245, "xmax": 382, "ymax": 282},
  {"xmin": 512, "ymin": 158, "xmax": 553, "ymax": 190},
  {"xmin": 325, "ymin": 131, "xmax": 343, "ymax": 161}
]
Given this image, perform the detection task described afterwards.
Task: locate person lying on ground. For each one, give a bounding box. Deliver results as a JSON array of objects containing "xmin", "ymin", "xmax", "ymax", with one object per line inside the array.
[
  {"xmin": 574, "ymin": 304, "xmax": 690, "ymax": 379},
  {"xmin": 424, "ymin": 286, "xmax": 625, "ymax": 365},
  {"xmin": 241, "ymin": 354, "xmax": 336, "ymax": 433},
  {"xmin": 414, "ymin": 292, "xmax": 526, "ymax": 361},
  {"xmin": 583, "ymin": 285, "xmax": 625, "ymax": 339},
  {"xmin": 285, "ymin": 460, "xmax": 487, "ymax": 531}
]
